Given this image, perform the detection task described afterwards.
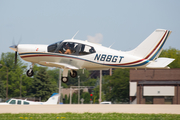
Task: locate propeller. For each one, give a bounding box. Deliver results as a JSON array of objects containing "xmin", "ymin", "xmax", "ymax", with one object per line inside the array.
[{"xmin": 9, "ymin": 37, "xmax": 22, "ymax": 66}]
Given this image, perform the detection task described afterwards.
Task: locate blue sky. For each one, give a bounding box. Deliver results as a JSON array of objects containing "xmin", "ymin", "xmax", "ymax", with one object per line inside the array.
[{"xmin": 0, "ymin": 0, "xmax": 180, "ymax": 56}]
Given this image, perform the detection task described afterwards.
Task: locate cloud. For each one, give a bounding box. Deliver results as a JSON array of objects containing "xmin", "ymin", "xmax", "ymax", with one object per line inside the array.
[{"xmin": 87, "ymin": 33, "xmax": 103, "ymax": 43}]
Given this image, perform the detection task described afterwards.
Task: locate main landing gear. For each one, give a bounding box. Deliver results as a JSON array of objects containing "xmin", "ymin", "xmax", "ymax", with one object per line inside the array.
[
  {"xmin": 26, "ymin": 63, "xmax": 77, "ymax": 83},
  {"xmin": 70, "ymin": 70, "xmax": 77, "ymax": 78},
  {"xmin": 61, "ymin": 69, "xmax": 77, "ymax": 83},
  {"xmin": 26, "ymin": 63, "xmax": 34, "ymax": 77}
]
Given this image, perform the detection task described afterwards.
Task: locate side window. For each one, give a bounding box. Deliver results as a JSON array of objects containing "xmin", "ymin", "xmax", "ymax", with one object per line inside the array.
[
  {"xmin": 79, "ymin": 45, "xmax": 96, "ymax": 55},
  {"xmin": 58, "ymin": 42, "xmax": 80, "ymax": 55},
  {"xmin": 9, "ymin": 100, "xmax": 16, "ymax": 104},
  {"xmin": 48, "ymin": 41, "xmax": 62, "ymax": 53},
  {"xmin": 71, "ymin": 43, "xmax": 79, "ymax": 54},
  {"xmin": 17, "ymin": 100, "xmax": 21, "ymax": 105},
  {"xmin": 48, "ymin": 43, "xmax": 57, "ymax": 52},
  {"xmin": 23, "ymin": 101, "xmax": 29, "ymax": 105}
]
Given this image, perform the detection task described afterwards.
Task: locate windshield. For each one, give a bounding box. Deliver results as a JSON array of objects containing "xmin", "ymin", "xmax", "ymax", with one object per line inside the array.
[
  {"xmin": 48, "ymin": 41, "xmax": 63, "ymax": 52},
  {"xmin": 5, "ymin": 99, "xmax": 11, "ymax": 103},
  {"xmin": 48, "ymin": 41, "xmax": 96, "ymax": 55}
]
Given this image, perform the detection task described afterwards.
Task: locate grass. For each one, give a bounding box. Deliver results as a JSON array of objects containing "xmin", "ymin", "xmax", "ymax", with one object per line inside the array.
[{"xmin": 0, "ymin": 113, "xmax": 180, "ymax": 120}]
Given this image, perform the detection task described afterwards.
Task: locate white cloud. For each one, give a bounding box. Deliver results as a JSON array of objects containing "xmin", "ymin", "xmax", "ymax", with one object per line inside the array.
[{"xmin": 87, "ymin": 33, "xmax": 103, "ymax": 43}]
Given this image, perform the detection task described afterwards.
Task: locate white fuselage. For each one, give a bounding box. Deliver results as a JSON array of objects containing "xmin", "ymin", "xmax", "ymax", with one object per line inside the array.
[{"xmin": 17, "ymin": 39, "xmax": 149, "ymax": 70}]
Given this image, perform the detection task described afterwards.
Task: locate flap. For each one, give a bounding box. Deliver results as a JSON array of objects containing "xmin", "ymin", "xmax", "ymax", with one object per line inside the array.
[
  {"xmin": 39, "ymin": 61, "xmax": 79, "ymax": 70},
  {"xmin": 146, "ymin": 57, "xmax": 175, "ymax": 68}
]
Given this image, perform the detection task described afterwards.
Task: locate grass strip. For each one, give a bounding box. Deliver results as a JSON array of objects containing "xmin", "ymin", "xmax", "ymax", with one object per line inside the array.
[{"xmin": 0, "ymin": 113, "xmax": 180, "ymax": 120}]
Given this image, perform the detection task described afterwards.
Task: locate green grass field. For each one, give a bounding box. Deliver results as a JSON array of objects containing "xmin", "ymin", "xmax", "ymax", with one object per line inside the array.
[{"xmin": 0, "ymin": 113, "xmax": 180, "ymax": 120}]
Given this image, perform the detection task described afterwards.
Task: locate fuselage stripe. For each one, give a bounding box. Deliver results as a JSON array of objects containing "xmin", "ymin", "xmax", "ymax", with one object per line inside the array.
[
  {"xmin": 19, "ymin": 53, "xmax": 149, "ymax": 67},
  {"xmin": 148, "ymin": 31, "xmax": 170, "ymax": 60},
  {"xmin": 145, "ymin": 30, "xmax": 167, "ymax": 59}
]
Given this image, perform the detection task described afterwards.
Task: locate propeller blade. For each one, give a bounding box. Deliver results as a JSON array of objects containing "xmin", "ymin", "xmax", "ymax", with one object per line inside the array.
[
  {"xmin": 10, "ymin": 37, "xmax": 21, "ymax": 66},
  {"xmin": 17, "ymin": 36, "xmax": 22, "ymax": 45},
  {"xmin": 15, "ymin": 51, "xmax": 17, "ymax": 66}
]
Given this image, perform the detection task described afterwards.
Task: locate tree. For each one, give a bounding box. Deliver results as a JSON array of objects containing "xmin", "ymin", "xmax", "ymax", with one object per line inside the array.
[
  {"xmin": 68, "ymin": 94, "xmax": 70, "ymax": 104},
  {"xmin": 47, "ymin": 68, "xmax": 68, "ymax": 89},
  {"xmin": 103, "ymin": 68, "xmax": 129, "ymax": 103},
  {"xmin": 160, "ymin": 47, "xmax": 180, "ymax": 68},
  {"xmin": 92, "ymin": 85, "xmax": 105, "ymax": 103},
  {"xmin": 30, "ymin": 67, "xmax": 56, "ymax": 101},
  {"xmin": 82, "ymin": 78, "xmax": 97, "ymax": 86},
  {"xmin": 0, "ymin": 52, "xmax": 31, "ymax": 98},
  {"xmin": 66, "ymin": 69, "xmax": 90, "ymax": 87},
  {"xmin": 0, "ymin": 80, "xmax": 5, "ymax": 98},
  {"xmin": 72, "ymin": 93, "xmax": 77, "ymax": 104},
  {"xmin": 64, "ymin": 94, "xmax": 68, "ymax": 104},
  {"xmin": 81, "ymin": 92, "xmax": 90, "ymax": 104}
]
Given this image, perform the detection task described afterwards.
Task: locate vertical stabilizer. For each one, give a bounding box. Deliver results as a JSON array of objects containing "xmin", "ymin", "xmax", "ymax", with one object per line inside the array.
[
  {"xmin": 43, "ymin": 93, "xmax": 59, "ymax": 104},
  {"xmin": 127, "ymin": 29, "xmax": 171, "ymax": 60}
]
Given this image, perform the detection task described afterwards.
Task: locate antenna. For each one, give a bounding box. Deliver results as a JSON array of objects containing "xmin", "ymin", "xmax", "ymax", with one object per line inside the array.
[
  {"xmin": 109, "ymin": 42, "xmax": 115, "ymax": 48},
  {"xmin": 72, "ymin": 31, "xmax": 79, "ymax": 39}
]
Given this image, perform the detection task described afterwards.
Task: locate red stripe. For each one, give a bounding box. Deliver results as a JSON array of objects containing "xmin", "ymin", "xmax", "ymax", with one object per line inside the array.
[
  {"xmin": 21, "ymin": 54, "xmax": 79, "ymax": 60},
  {"xmin": 21, "ymin": 54, "xmax": 146, "ymax": 66},
  {"xmin": 21, "ymin": 55, "xmax": 57, "ymax": 58},
  {"xmin": 145, "ymin": 30, "xmax": 167, "ymax": 59}
]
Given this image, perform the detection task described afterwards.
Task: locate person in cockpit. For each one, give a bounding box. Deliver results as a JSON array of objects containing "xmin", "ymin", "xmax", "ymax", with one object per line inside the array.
[
  {"xmin": 89, "ymin": 47, "xmax": 95, "ymax": 53},
  {"xmin": 59, "ymin": 44, "xmax": 72, "ymax": 54}
]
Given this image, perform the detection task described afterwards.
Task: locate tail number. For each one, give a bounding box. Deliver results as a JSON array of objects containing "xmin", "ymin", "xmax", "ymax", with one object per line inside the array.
[{"xmin": 94, "ymin": 54, "xmax": 124, "ymax": 63}]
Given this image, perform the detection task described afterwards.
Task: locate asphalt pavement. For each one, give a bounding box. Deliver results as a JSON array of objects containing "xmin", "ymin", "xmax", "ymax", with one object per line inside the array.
[{"xmin": 0, "ymin": 104, "xmax": 180, "ymax": 114}]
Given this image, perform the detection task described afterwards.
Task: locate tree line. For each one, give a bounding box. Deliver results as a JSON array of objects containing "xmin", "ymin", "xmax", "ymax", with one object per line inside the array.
[{"xmin": 0, "ymin": 47, "xmax": 179, "ymax": 103}]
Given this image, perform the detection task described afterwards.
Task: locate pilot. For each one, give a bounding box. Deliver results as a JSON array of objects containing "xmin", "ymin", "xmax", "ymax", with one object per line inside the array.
[
  {"xmin": 64, "ymin": 47, "xmax": 72, "ymax": 54},
  {"xmin": 59, "ymin": 44, "xmax": 72, "ymax": 54}
]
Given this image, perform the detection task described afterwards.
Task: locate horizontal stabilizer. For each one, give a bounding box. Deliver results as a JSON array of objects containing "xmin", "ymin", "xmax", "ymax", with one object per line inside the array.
[
  {"xmin": 146, "ymin": 57, "xmax": 175, "ymax": 68},
  {"xmin": 39, "ymin": 61, "xmax": 79, "ymax": 70}
]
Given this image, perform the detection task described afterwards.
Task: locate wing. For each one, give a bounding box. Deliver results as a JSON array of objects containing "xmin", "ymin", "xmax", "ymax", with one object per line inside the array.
[{"xmin": 39, "ymin": 61, "xmax": 79, "ymax": 70}]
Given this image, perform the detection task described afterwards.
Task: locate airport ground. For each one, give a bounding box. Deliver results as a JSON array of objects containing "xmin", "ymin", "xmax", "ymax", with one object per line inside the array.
[{"xmin": 0, "ymin": 104, "xmax": 180, "ymax": 114}]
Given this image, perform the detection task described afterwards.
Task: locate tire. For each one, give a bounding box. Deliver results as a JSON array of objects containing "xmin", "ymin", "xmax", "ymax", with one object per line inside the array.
[
  {"xmin": 70, "ymin": 70, "xmax": 77, "ymax": 78},
  {"xmin": 26, "ymin": 69, "xmax": 34, "ymax": 77},
  {"xmin": 61, "ymin": 77, "xmax": 68, "ymax": 83}
]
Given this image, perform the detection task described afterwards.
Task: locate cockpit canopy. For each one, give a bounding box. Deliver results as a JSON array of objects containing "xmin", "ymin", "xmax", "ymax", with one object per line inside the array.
[{"xmin": 48, "ymin": 40, "xmax": 96, "ymax": 55}]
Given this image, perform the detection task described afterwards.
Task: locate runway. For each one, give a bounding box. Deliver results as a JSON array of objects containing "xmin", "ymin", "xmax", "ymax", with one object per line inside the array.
[{"xmin": 0, "ymin": 104, "xmax": 180, "ymax": 114}]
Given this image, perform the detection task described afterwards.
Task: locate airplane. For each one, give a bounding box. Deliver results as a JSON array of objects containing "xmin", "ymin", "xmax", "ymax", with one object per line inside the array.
[
  {"xmin": 9, "ymin": 29, "xmax": 175, "ymax": 83},
  {"xmin": 0, "ymin": 93, "xmax": 59, "ymax": 105}
]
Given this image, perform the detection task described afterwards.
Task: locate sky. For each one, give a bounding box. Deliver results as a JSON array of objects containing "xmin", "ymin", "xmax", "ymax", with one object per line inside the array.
[{"xmin": 0, "ymin": 0, "xmax": 180, "ymax": 57}]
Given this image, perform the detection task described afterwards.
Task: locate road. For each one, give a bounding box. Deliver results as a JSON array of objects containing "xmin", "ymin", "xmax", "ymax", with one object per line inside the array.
[{"xmin": 0, "ymin": 104, "xmax": 180, "ymax": 114}]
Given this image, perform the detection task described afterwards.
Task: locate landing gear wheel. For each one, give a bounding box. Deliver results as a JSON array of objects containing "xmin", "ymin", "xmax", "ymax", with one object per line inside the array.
[
  {"xmin": 70, "ymin": 70, "xmax": 77, "ymax": 78},
  {"xmin": 26, "ymin": 69, "xmax": 34, "ymax": 77},
  {"xmin": 61, "ymin": 77, "xmax": 68, "ymax": 83}
]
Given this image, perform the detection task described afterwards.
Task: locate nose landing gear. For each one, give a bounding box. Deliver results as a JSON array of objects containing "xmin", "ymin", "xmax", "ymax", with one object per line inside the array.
[
  {"xmin": 26, "ymin": 63, "xmax": 34, "ymax": 77},
  {"xmin": 26, "ymin": 69, "xmax": 34, "ymax": 77},
  {"xmin": 61, "ymin": 77, "xmax": 68, "ymax": 83}
]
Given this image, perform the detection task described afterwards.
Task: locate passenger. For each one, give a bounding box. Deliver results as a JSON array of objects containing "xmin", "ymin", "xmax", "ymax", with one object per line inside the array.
[{"xmin": 89, "ymin": 47, "xmax": 95, "ymax": 53}]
